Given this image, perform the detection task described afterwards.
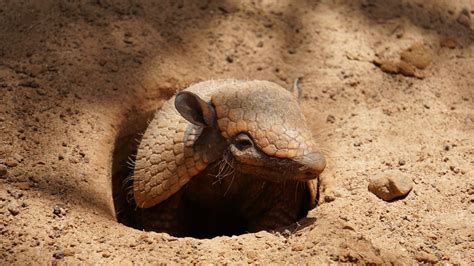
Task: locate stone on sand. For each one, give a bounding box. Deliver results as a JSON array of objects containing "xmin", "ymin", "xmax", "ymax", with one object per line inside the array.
[{"xmin": 368, "ymin": 172, "xmax": 413, "ymax": 201}]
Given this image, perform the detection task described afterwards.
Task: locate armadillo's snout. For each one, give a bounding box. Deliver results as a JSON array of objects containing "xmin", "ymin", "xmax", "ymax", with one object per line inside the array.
[{"xmin": 295, "ymin": 151, "xmax": 326, "ymax": 180}]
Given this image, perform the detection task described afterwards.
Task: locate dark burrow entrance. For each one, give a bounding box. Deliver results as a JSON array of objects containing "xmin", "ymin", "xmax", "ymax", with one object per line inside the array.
[{"xmin": 112, "ymin": 111, "xmax": 319, "ymax": 239}]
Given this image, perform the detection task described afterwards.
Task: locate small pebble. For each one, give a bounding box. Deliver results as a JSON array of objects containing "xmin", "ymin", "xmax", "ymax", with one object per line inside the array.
[
  {"xmin": 36, "ymin": 88, "xmax": 47, "ymax": 96},
  {"xmin": 291, "ymin": 243, "xmax": 305, "ymax": 251},
  {"xmin": 18, "ymin": 80, "xmax": 39, "ymax": 88},
  {"xmin": 400, "ymin": 43, "xmax": 432, "ymax": 69},
  {"xmin": 368, "ymin": 171, "xmax": 413, "ymax": 201},
  {"xmin": 342, "ymin": 224, "xmax": 355, "ymax": 231},
  {"xmin": 326, "ymin": 115, "xmax": 336, "ymax": 124},
  {"xmin": 53, "ymin": 251, "xmax": 65, "ymax": 259},
  {"xmin": 254, "ymin": 231, "xmax": 271, "ymax": 238},
  {"xmin": 324, "ymin": 189, "xmax": 342, "ymax": 202},
  {"xmin": 4, "ymin": 158, "xmax": 18, "ymax": 167},
  {"xmin": 449, "ymin": 166, "xmax": 460, "ymax": 174},
  {"xmin": 27, "ymin": 65, "xmax": 43, "ymax": 77},
  {"xmin": 398, "ymin": 61, "xmax": 416, "ymax": 77},
  {"xmin": 416, "ymin": 251, "xmax": 439, "ymax": 263},
  {"xmin": 440, "ymin": 37, "xmax": 458, "ymax": 49},
  {"xmin": 379, "ymin": 60, "xmax": 399, "ymax": 74},
  {"xmin": 17, "ymin": 182, "xmax": 31, "ymax": 190},
  {"xmin": 8, "ymin": 203, "xmax": 20, "ymax": 216},
  {"xmin": 457, "ymin": 8, "xmax": 471, "ymax": 27},
  {"xmin": 246, "ymin": 250, "xmax": 257, "ymax": 260},
  {"xmin": 53, "ymin": 204, "xmax": 67, "ymax": 217},
  {"xmin": 324, "ymin": 188, "xmax": 347, "ymax": 203},
  {"xmin": 63, "ymin": 249, "xmax": 75, "ymax": 256},
  {"xmin": 9, "ymin": 190, "xmax": 23, "ymax": 199},
  {"xmin": 281, "ymin": 229, "xmax": 292, "ymax": 237}
]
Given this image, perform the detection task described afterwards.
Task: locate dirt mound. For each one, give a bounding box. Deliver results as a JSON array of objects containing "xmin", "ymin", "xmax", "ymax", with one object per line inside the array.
[{"xmin": 0, "ymin": 0, "xmax": 473, "ymax": 264}]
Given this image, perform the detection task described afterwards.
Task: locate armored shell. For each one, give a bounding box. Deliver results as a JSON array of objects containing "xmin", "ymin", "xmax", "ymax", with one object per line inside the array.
[{"xmin": 133, "ymin": 80, "xmax": 322, "ymax": 209}]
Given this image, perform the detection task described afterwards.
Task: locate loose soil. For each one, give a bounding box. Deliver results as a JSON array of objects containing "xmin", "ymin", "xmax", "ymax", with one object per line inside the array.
[{"xmin": 0, "ymin": 0, "xmax": 473, "ymax": 264}]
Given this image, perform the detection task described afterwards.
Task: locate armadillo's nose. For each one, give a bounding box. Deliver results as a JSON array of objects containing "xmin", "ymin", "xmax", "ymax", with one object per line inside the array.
[{"xmin": 295, "ymin": 151, "xmax": 326, "ymax": 179}]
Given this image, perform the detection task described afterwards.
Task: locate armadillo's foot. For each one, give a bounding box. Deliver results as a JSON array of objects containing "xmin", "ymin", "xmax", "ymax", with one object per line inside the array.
[{"xmin": 317, "ymin": 173, "xmax": 341, "ymax": 203}]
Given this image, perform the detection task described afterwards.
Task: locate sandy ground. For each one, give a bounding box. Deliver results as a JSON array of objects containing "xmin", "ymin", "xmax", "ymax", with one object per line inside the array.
[{"xmin": 0, "ymin": 0, "xmax": 473, "ymax": 264}]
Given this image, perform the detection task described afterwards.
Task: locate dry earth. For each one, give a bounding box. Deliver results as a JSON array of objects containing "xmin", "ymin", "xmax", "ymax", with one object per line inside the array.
[{"xmin": 0, "ymin": 0, "xmax": 473, "ymax": 264}]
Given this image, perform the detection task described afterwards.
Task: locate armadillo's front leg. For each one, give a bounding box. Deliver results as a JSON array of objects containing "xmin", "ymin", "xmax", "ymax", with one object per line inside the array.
[
  {"xmin": 318, "ymin": 173, "xmax": 339, "ymax": 203},
  {"xmin": 133, "ymin": 190, "xmax": 186, "ymax": 237},
  {"xmin": 246, "ymin": 182, "xmax": 306, "ymax": 232}
]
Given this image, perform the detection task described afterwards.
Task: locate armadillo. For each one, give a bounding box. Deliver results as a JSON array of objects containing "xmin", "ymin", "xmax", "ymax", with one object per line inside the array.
[{"xmin": 132, "ymin": 80, "xmax": 326, "ymax": 237}]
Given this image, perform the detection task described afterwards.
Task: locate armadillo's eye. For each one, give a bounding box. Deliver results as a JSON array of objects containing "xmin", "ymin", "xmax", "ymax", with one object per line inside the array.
[{"xmin": 234, "ymin": 133, "xmax": 254, "ymax": 151}]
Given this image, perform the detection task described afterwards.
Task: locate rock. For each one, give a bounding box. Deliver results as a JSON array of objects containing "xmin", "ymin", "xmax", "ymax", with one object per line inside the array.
[
  {"xmin": 53, "ymin": 250, "xmax": 65, "ymax": 259},
  {"xmin": 8, "ymin": 190, "xmax": 23, "ymax": 199},
  {"xmin": 254, "ymin": 231, "xmax": 271, "ymax": 238},
  {"xmin": 342, "ymin": 224, "xmax": 355, "ymax": 231},
  {"xmin": 378, "ymin": 60, "xmax": 399, "ymax": 74},
  {"xmin": 415, "ymin": 251, "xmax": 439, "ymax": 263},
  {"xmin": 291, "ymin": 243, "xmax": 305, "ymax": 251},
  {"xmin": 8, "ymin": 203, "xmax": 20, "ymax": 216},
  {"xmin": 326, "ymin": 115, "xmax": 336, "ymax": 124},
  {"xmin": 449, "ymin": 165, "xmax": 460, "ymax": 174},
  {"xmin": 217, "ymin": 3, "xmax": 239, "ymax": 14},
  {"xmin": 457, "ymin": 8, "xmax": 471, "ymax": 27},
  {"xmin": 368, "ymin": 172, "xmax": 413, "ymax": 201},
  {"xmin": 3, "ymin": 158, "xmax": 18, "ymax": 167},
  {"xmin": 36, "ymin": 88, "xmax": 47, "ymax": 96},
  {"xmin": 18, "ymin": 80, "xmax": 39, "ymax": 88},
  {"xmin": 63, "ymin": 249, "xmax": 75, "ymax": 256},
  {"xmin": 0, "ymin": 164, "xmax": 7, "ymax": 176},
  {"xmin": 53, "ymin": 204, "xmax": 67, "ymax": 217},
  {"xmin": 281, "ymin": 229, "xmax": 292, "ymax": 237},
  {"xmin": 17, "ymin": 182, "xmax": 31, "ymax": 190},
  {"xmin": 246, "ymin": 250, "xmax": 257, "ymax": 260},
  {"xmin": 323, "ymin": 187, "xmax": 348, "ymax": 202},
  {"xmin": 27, "ymin": 65, "xmax": 44, "ymax": 77},
  {"xmin": 397, "ymin": 61, "xmax": 416, "ymax": 77},
  {"xmin": 393, "ymin": 26, "xmax": 404, "ymax": 38},
  {"xmin": 440, "ymin": 37, "xmax": 458, "ymax": 49},
  {"xmin": 400, "ymin": 43, "xmax": 432, "ymax": 69}
]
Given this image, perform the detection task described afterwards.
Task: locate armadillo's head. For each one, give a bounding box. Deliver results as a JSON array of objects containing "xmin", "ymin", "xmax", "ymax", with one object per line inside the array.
[{"xmin": 175, "ymin": 81, "xmax": 325, "ymax": 183}]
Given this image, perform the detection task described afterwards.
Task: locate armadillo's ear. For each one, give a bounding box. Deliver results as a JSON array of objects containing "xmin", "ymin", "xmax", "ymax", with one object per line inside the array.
[
  {"xmin": 289, "ymin": 78, "xmax": 302, "ymax": 101},
  {"xmin": 175, "ymin": 91, "xmax": 216, "ymax": 127}
]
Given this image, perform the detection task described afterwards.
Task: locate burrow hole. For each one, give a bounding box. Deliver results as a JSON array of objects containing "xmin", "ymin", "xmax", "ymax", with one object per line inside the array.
[{"xmin": 112, "ymin": 107, "xmax": 318, "ymax": 239}]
